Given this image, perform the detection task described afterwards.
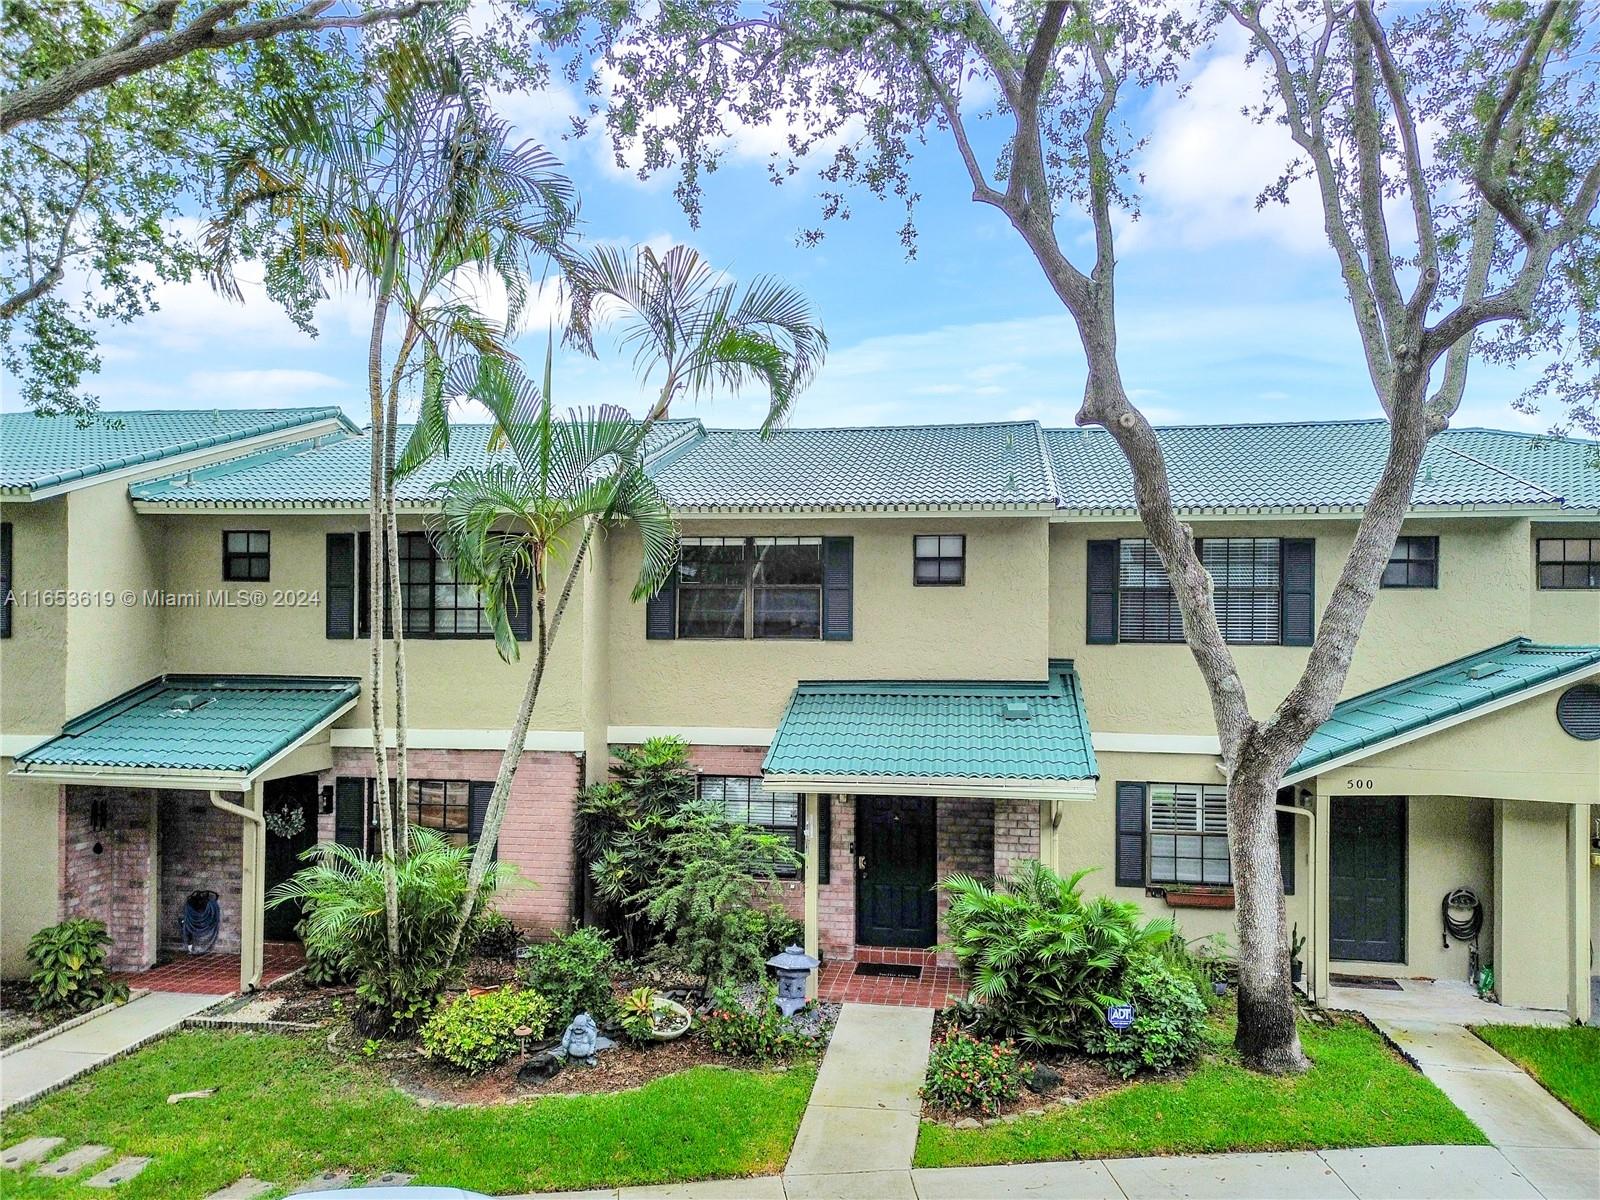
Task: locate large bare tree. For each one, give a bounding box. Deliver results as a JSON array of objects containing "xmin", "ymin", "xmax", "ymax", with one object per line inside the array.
[{"xmin": 536, "ymin": 0, "xmax": 1599, "ymax": 1072}]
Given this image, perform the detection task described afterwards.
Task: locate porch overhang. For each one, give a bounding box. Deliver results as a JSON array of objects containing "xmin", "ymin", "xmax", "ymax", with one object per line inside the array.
[
  {"xmin": 764, "ymin": 660, "xmax": 1098, "ymax": 801},
  {"xmin": 10, "ymin": 674, "xmax": 359, "ymax": 793},
  {"xmin": 1283, "ymin": 639, "xmax": 1600, "ymax": 787}
]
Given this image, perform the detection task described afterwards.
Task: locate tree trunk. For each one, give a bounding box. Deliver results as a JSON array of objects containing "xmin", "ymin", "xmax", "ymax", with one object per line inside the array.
[{"xmin": 383, "ymin": 363, "xmax": 410, "ymax": 862}]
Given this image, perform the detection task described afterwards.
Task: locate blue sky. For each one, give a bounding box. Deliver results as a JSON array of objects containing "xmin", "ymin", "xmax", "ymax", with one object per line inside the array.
[{"xmin": 7, "ymin": 23, "xmax": 1552, "ymax": 434}]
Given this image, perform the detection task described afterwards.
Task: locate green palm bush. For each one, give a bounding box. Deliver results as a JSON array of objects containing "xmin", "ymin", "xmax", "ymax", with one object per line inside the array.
[
  {"xmin": 268, "ymin": 829, "xmax": 510, "ymax": 1034},
  {"xmin": 941, "ymin": 860, "xmax": 1176, "ymax": 1050}
]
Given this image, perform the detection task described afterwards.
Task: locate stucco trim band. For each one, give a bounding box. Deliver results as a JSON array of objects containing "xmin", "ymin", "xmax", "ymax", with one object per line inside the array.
[
  {"xmin": 329, "ymin": 728, "xmax": 585, "ymax": 752},
  {"xmin": 608, "ymin": 726, "xmax": 777, "ymax": 746},
  {"xmin": 763, "ymin": 774, "xmax": 1097, "ymax": 801}
]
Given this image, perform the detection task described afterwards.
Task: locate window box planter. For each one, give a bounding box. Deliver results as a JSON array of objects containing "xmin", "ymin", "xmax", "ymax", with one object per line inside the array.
[{"xmin": 1156, "ymin": 886, "xmax": 1236, "ymax": 910}]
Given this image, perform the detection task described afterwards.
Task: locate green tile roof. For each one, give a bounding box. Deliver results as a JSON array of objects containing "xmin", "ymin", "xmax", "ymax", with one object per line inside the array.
[
  {"xmin": 14, "ymin": 675, "xmax": 359, "ymax": 777},
  {"xmin": 1288, "ymin": 639, "xmax": 1600, "ymax": 779},
  {"xmin": 1046, "ymin": 420, "xmax": 1597, "ymax": 512},
  {"xmin": 763, "ymin": 661, "xmax": 1097, "ymax": 784},
  {"xmin": 0, "ymin": 408, "xmax": 355, "ymax": 494}
]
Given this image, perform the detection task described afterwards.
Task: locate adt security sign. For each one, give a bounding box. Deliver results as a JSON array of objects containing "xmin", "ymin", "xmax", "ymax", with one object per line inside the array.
[{"xmin": 1106, "ymin": 1004, "xmax": 1135, "ymax": 1030}]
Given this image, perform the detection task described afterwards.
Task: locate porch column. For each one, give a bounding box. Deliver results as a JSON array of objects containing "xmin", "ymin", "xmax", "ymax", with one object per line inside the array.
[
  {"xmin": 1569, "ymin": 801, "xmax": 1592, "ymax": 1024},
  {"xmin": 1311, "ymin": 787, "xmax": 1332, "ymax": 1004},
  {"xmin": 240, "ymin": 780, "xmax": 266, "ymax": 992},
  {"xmin": 803, "ymin": 793, "xmax": 820, "ymax": 998}
]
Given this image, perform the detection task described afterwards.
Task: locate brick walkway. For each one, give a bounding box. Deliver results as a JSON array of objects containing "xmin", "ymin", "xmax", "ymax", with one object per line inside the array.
[
  {"xmin": 815, "ymin": 949, "xmax": 966, "ymax": 1009},
  {"xmin": 113, "ymin": 943, "xmax": 304, "ymax": 996}
]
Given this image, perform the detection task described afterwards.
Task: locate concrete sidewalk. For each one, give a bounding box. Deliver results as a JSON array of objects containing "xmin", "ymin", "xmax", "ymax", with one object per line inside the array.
[{"xmin": 0, "ymin": 991, "xmax": 217, "ymax": 1112}]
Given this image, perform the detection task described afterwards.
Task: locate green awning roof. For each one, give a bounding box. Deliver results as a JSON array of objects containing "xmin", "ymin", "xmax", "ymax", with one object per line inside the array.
[
  {"xmin": 13, "ymin": 675, "xmax": 360, "ymax": 789},
  {"xmin": 762, "ymin": 661, "xmax": 1097, "ymax": 799},
  {"xmin": 1286, "ymin": 639, "xmax": 1600, "ymax": 781}
]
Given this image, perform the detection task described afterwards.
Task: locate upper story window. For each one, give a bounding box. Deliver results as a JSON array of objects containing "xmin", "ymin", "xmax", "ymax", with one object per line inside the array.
[
  {"xmin": 222, "ymin": 530, "xmax": 270, "ymax": 581},
  {"xmin": 699, "ymin": 775, "xmax": 802, "ymax": 875},
  {"xmin": 398, "ymin": 531, "xmax": 491, "ymax": 637},
  {"xmin": 1537, "ymin": 538, "xmax": 1599, "ymax": 590},
  {"xmin": 1382, "ymin": 535, "xmax": 1438, "ymax": 589},
  {"xmin": 677, "ymin": 536, "xmax": 822, "ymax": 639},
  {"xmin": 1, "ymin": 522, "xmax": 11, "ymax": 639},
  {"xmin": 914, "ymin": 534, "xmax": 966, "ymax": 586},
  {"xmin": 1111, "ymin": 537, "xmax": 1288, "ymax": 645},
  {"xmin": 1148, "ymin": 783, "xmax": 1231, "ymax": 886}
]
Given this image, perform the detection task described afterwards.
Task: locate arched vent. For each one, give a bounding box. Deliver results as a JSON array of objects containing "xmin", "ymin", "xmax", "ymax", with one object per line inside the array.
[{"xmin": 1555, "ymin": 683, "xmax": 1600, "ymax": 741}]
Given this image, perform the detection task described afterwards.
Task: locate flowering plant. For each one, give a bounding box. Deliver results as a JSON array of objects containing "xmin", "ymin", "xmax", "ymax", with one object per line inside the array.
[{"xmin": 921, "ymin": 1028, "xmax": 1025, "ymax": 1114}]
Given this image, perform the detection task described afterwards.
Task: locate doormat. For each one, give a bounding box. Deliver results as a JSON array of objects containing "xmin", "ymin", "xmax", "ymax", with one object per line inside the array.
[
  {"xmin": 852, "ymin": 962, "xmax": 922, "ymax": 980},
  {"xmin": 1331, "ymin": 974, "xmax": 1403, "ymax": 991}
]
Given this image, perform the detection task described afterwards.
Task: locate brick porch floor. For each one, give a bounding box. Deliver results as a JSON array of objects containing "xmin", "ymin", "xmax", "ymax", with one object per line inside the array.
[
  {"xmin": 816, "ymin": 951, "xmax": 967, "ymax": 1008},
  {"xmin": 114, "ymin": 942, "xmax": 304, "ymax": 995}
]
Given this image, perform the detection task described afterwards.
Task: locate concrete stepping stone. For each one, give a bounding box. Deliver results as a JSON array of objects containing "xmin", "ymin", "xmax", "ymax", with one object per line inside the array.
[
  {"xmin": 35, "ymin": 1144, "xmax": 112, "ymax": 1178},
  {"xmin": 291, "ymin": 1168, "xmax": 353, "ymax": 1192},
  {"xmin": 356, "ymin": 1172, "xmax": 415, "ymax": 1188},
  {"xmin": 204, "ymin": 1178, "xmax": 276, "ymax": 1199},
  {"xmin": 1, "ymin": 1137, "xmax": 63, "ymax": 1168},
  {"xmin": 85, "ymin": 1156, "xmax": 152, "ymax": 1188}
]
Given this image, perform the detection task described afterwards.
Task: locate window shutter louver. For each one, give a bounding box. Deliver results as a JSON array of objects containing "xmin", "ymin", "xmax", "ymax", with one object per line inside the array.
[
  {"xmin": 357, "ymin": 531, "xmax": 393, "ymax": 639},
  {"xmin": 325, "ymin": 533, "xmax": 355, "ymax": 639},
  {"xmin": 1280, "ymin": 539, "xmax": 1316, "ymax": 646},
  {"xmin": 334, "ymin": 777, "xmax": 365, "ymax": 850},
  {"xmin": 1278, "ymin": 810, "xmax": 1296, "ymax": 895},
  {"xmin": 821, "ymin": 536, "xmax": 853, "ymax": 640},
  {"xmin": 1115, "ymin": 781, "xmax": 1147, "ymax": 887},
  {"xmin": 468, "ymin": 782, "xmax": 498, "ymax": 861},
  {"xmin": 509, "ymin": 563, "xmax": 534, "ymax": 642},
  {"xmin": 1087, "ymin": 540, "xmax": 1119, "ymax": 644},
  {"xmin": 1, "ymin": 522, "xmax": 12, "ymax": 639},
  {"xmin": 645, "ymin": 572, "xmax": 677, "ymax": 639},
  {"xmin": 817, "ymin": 796, "xmax": 831, "ymax": 885}
]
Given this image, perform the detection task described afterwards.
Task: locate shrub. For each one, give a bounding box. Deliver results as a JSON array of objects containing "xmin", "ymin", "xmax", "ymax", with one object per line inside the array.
[
  {"xmin": 467, "ymin": 911, "xmax": 522, "ymax": 960},
  {"xmin": 941, "ymin": 860, "xmax": 1176, "ymax": 1050},
  {"xmin": 702, "ymin": 983, "xmax": 812, "ymax": 1061},
  {"xmin": 295, "ymin": 914, "xmax": 353, "ymax": 988},
  {"xmin": 748, "ymin": 904, "xmax": 805, "ymax": 958},
  {"xmin": 1081, "ymin": 954, "xmax": 1210, "ymax": 1078},
  {"xmin": 521, "ymin": 926, "xmax": 618, "ymax": 1026},
  {"xmin": 268, "ymin": 828, "xmax": 508, "ymax": 1034},
  {"xmin": 27, "ymin": 919, "xmax": 129, "ymax": 1012},
  {"xmin": 420, "ymin": 986, "xmax": 553, "ymax": 1071},
  {"xmin": 921, "ymin": 1029, "xmax": 1025, "ymax": 1115}
]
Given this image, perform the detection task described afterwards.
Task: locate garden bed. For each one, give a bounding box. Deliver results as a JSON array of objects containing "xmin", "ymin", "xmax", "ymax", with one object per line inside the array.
[{"xmin": 0, "ymin": 980, "xmax": 78, "ymax": 1049}]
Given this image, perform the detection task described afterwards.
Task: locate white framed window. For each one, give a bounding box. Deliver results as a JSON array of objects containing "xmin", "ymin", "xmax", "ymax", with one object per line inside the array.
[
  {"xmin": 1148, "ymin": 783, "xmax": 1231, "ymax": 886},
  {"xmin": 913, "ymin": 534, "xmax": 966, "ymax": 585}
]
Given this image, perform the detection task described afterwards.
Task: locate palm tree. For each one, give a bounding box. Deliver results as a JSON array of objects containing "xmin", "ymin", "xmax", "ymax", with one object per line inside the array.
[
  {"xmin": 566, "ymin": 243, "xmax": 828, "ymax": 429},
  {"xmin": 432, "ymin": 354, "xmax": 679, "ymax": 956},
  {"xmin": 207, "ymin": 24, "xmax": 575, "ymax": 957}
]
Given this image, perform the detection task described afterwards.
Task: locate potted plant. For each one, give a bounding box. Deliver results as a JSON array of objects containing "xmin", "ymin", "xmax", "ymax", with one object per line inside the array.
[
  {"xmin": 619, "ymin": 986, "xmax": 691, "ymax": 1043},
  {"xmin": 1289, "ymin": 924, "xmax": 1306, "ymax": 985}
]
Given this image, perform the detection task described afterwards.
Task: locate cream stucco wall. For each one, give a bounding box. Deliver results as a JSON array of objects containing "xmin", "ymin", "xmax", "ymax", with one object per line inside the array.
[
  {"xmin": 1529, "ymin": 522, "xmax": 1600, "ymax": 645},
  {"xmin": 1495, "ymin": 798, "xmax": 1576, "ymax": 1011},
  {"xmin": 608, "ymin": 516, "xmax": 1052, "ymax": 729},
  {"xmin": 0, "ymin": 768, "xmax": 59, "ymax": 976},
  {"xmin": 0, "ymin": 497, "xmax": 68, "ymax": 736}
]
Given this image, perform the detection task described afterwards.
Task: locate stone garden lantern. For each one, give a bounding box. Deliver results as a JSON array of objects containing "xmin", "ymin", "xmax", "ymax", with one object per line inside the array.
[{"xmin": 766, "ymin": 945, "xmax": 819, "ymax": 1016}]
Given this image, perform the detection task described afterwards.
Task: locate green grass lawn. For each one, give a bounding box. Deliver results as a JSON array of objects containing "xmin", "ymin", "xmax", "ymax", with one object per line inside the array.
[
  {"xmin": 2, "ymin": 1030, "xmax": 815, "ymax": 1198},
  {"xmin": 1474, "ymin": 1023, "xmax": 1600, "ymax": 1131},
  {"xmin": 915, "ymin": 1010, "xmax": 1485, "ymax": 1168}
]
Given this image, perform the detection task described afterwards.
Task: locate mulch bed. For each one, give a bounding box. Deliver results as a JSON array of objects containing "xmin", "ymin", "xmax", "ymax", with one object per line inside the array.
[{"xmin": 0, "ymin": 980, "xmax": 76, "ymax": 1049}]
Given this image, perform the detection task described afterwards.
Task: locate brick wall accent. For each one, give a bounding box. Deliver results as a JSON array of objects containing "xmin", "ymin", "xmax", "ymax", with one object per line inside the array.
[
  {"xmin": 157, "ymin": 793, "xmax": 243, "ymax": 955},
  {"xmin": 993, "ymin": 798, "xmax": 1042, "ymax": 880},
  {"xmin": 936, "ymin": 798, "xmax": 994, "ymax": 964},
  {"xmin": 818, "ymin": 795, "xmax": 854, "ymax": 959},
  {"xmin": 60, "ymin": 786, "xmax": 160, "ymax": 971},
  {"xmin": 325, "ymin": 747, "xmax": 583, "ymax": 939}
]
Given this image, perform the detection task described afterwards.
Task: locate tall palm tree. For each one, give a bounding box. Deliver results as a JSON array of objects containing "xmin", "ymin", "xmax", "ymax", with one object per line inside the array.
[
  {"xmin": 566, "ymin": 243, "xmax": 828, "ymax": 429},
  {"xmin": 207, "ymin": 24, "xmax": 575, "ymax": 957},
  {"xmin": 432, "ymin": 354, "xmax": 678, "ymax": 956}
]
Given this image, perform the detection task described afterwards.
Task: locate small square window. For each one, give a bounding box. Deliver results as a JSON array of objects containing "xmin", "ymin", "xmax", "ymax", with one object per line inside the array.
[
  {"xmin": 1537, "ymin": 538, "xmax": 1599, "ymax": 590},
  {"xmin": 1381, "ymin": 535, "xmax": 1438, "ymax": 589},
  {"xmin": 914, "ymin": 533, "xmax": 965, "ymax": 586},
  {"xmin": 223, "ymin": 530, "xmax": 270, "ymax": 581}
]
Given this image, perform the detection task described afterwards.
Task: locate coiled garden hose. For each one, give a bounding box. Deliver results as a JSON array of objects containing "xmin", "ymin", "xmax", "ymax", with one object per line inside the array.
[{"xmin": 1441, "ymin": 887, "xmax": 1483, "ymax": 949}]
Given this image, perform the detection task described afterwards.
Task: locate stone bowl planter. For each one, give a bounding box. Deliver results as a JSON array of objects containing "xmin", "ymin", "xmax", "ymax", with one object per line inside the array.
[{"xmin": 646, "ymin": 996, "xmax": 691, "ymax": 1042}]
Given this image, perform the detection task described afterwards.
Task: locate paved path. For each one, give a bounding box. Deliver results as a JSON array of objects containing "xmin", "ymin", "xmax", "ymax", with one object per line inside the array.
[{"xmin": 0, "ymin": 991, "xmax": 216, "ymax": 1112}]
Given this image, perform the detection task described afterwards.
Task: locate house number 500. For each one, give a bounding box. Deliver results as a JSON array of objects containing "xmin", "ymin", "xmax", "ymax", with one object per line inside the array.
[{"xmin": 1345, "ymin": 778, "xmax": 1375, "ymax": 790}]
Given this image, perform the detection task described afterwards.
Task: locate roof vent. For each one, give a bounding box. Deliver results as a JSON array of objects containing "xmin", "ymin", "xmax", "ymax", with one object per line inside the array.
[
  {"xmin": 1003, "ymin": 701, "xmax": 1033, "ymax": 721},
  {"xmin": 167, "ymin": 694, "xmax": 212, "ymax": 716},
  {"xmin": 1465, "ymin": 664, "xmax": 1503, "ymax": 681}
]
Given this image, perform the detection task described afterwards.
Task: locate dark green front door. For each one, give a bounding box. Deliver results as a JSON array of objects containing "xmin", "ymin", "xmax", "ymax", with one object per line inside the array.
[
  {"xmin": 1329, "ymin": 796, "xmax": 1407, "ymax": 963},
  {"xmin": 262, "ymin": 775, "xmax": 319, "ymax": 941},
  {"xmin": 855, "ymin": 796, "xmax": 937, "ymax": 947}
]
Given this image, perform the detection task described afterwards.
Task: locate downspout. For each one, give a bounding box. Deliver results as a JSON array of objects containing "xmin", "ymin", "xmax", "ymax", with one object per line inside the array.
[
  {"xmin": 1276, "ymin": 801, "xmax": 1317, "ymax": 1005},
  {"xmin": 210, "ymin": 787, "xmax": 265, "ymax": 993}
]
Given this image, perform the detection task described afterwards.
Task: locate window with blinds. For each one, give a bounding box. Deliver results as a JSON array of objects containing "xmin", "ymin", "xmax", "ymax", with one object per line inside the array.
[
  {"xmin": 678, "ymin": 537, "xmax": 823, "ymax": 638},
  {"xmin": 698, "ymin": 775, "xmax": 803, "ymax": 875},
  {"xmin": 1148, "ymin": 783, "xmax": 1231, "ymax": 886},
  {"xmin": 1117, "ymin": 537, "xmax": 1283, "ymax": 644}
]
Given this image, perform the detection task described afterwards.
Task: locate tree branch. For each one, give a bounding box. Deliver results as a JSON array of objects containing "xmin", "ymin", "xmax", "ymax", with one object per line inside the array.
[
  {"xmin": 1472, "ymin": 0, "xmax": 1562, "ymax": 245},
  {"xmin": 0, "ymin": 150, "xmax": 95, "ymax": 320},
  {"xmin": 2, "ymin": 0, "xmax": 435, "ymax": 132}
]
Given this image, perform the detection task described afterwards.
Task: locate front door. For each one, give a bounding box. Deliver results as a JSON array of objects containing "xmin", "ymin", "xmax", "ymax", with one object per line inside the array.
[
  {"xmin": 262, "ymin": 775, "xmax": 320, "ymax": 941},
  {"xmin": 1329, "ymin": 796, "xmax": 1407, "ymax": 963},
  {"xmin": 855, "ymin": 796, "xmax": 937, "ymax": 948}
]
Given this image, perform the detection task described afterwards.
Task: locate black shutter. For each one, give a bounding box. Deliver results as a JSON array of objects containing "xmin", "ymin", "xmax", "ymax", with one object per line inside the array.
[
  {"xmin": 325, "ymin": 533, "xmax": 355, "ymax": 639},
  {"xmin": 645, "ymin": 571, "xmax": 677, "ymax": 639},
  {"xmin": 1277, "ymin": 810, "xmax": 1296, "ymax": 896},
  {"xmin": 334, "ymin": 777, "xmax": 366, "ymax": 850},
  {"xmin": 357, "ymin": 531, "xmax": 393, "ymax": 639},
  {"xmin": 817, "ymin": 795, "xmax": 831, "ymax": 885},
  {"xmin": 1115, "ymin": 781, "xmax": 1147, "ymax": 887},
  {"xmin": 1280, "ymin": 538, "xmax": 1315, "ymax": 646},
  {"xmin": 821, "ymin": 536, "xmax": 853, "ymax": 640},
  {"xmin": 1087, "ymin": 539, "xmax": 1120, "ymax": 644},
  {"xmin": 1, "ymin": 522, "xmax": 12, "ymax": 639},
  {"xmin": 468, "ymin": 781, "xmax": 498, "ymax": 861},
  {"xmin": 509, "ymin": 563, "xmax": 533, "ymax": 642}
]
